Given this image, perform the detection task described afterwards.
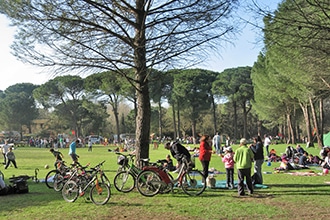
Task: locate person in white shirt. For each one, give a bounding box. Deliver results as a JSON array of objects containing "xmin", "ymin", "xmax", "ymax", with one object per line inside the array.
[
  {"xmin": 212, "ymin": 132, "xmax": 221, "ymax": 155},
  {"xmin": 1, "ymin": 140, "xmax": 10, "ymax": 165},
  {"xmin": 264, "ymin": 135, "xmax": 271, "ymax": 157}
]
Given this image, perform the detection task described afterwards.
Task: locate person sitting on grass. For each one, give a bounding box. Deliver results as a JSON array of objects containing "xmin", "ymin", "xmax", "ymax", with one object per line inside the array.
[
  {"xmin": 298, "ymin": 151, "xmax": 309, "ymax": 167},
  {"xmin": 275, "ymin": 154, "xmax": 296, "ymax": 172},
  {"xmin": 269, "ymin": 149, "xmax": 280, "ymax": 162},
  {"xmin": 158, "ymin": 154, "xmax": 176, "ymax": 171},
  {"xmin": 307, "ymin": 154, "xmax": 322, "ymax": 165}
]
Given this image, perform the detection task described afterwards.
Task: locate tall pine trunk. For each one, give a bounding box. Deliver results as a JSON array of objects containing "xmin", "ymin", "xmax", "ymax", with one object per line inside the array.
[{"xmin": 134, "ymin": 0, "xmax": 151, "ymax": 162}]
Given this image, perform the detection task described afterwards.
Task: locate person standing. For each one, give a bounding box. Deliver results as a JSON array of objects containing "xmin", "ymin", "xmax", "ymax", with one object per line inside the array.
[
  {"xmin": 221, "ymin": 146, "xmax": 235, "ymax": 189},
  {"xmin": 1, "ymin": 140, "xmax": 10, "ymax": 165},
  {"xmin": 199, "ymin": 135, "xmax": 213, "ymax": 179},
  {"xmin": 264, "ymin": 135, "xmax": 271, "ymax": 157},
  {"xmin": 225, "ymin": 136, "xmax": 231, "ymax": 147},
  {"xmin": 234, "ymin": 138, "xmax": 254, "ymax": 196},
  {"xmin": 250, "ymin": 136, "xmax": 264, "ymax": 184},
  {"xmin": 69, "ymin": 140, "xmax": 80, "ymax": 164},
  {"xmin": 5, "ymin": 147, "xmax": 17, "ymax": 169},
  {"xmin": 212, "ymin": 132, "xmax": 221, "ymax": 155},
  {"xmin": 88, "ymin": 139, "xmax": 92, "ymax": 152}
]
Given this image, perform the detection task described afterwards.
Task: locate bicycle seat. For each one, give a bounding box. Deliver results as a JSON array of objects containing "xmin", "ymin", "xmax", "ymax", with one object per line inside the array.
[{"xmin": 140, "ymin": 158, "xmax": 150, "ymax": 162}]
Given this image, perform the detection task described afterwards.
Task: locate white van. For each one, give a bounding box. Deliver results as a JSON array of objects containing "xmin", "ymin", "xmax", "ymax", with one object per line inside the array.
[{"xmin": 89, "ymin": 135, "xmax": 101, "ymax": 144}]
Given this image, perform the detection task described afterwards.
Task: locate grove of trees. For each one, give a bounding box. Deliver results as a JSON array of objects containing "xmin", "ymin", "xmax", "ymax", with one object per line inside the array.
[
  {"xmin": 0, "ymin": 0, "xmax": 240, "ymax": 161},
  {"xmin": 0, "ymin": 0, "xmax": 330, "ymax": 161}
]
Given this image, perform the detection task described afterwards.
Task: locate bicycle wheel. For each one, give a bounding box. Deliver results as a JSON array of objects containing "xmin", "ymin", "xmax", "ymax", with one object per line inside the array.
[
  {"xmin": 159, "ymin": 172, "xmax": 173, "ymax": 194},
  {"xmin": 113, "ymin": 171, "xmax": 135, "ymax": 193},
  {"xmin": 101, "ymin": 173, "xmax": 111, "ymax": 187},
  {"xmin": 62, "ymin": 180, "xmax": 79, "ymax": 203},
  {"xmin": 53, "ymin": 173, "xmax": 65, "ymax": 192},
  {"xmin": 181, "ymin": 170, "xmax": 206, "ymax": 196},
  {"xmin": 45, "ymin": 170, "xmax": 58, "ymax": 189},
  {"xmin": 136, "ymin": 170, "xmax": 162, "ymax": 197},
  {"xmin": 90, "ymin": 182, "xmax": 111, "ymax": 205},
  {"xmin": 76, "ymin": 175, "xmax": 92, "ymax": 202}
]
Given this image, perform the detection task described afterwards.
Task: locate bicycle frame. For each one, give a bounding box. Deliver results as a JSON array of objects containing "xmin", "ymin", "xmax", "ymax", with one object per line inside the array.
[
  {"xmin": 62, "ymin": 160, "xmax": 111, "ymax": 205},
  {"xmin": 136, "ymin": 157, "xmax": 205, "ymax": 196},
  {"xmin": 143, "ymin": 158, "xmax": 188, "ymax": 186},
  {"xmin": 116, "ymin": 152, "xmax": 148, "ymax": 178},
  {"xmin": 78, "ymin": 162, "xmax": 110, "ymax": 196}
]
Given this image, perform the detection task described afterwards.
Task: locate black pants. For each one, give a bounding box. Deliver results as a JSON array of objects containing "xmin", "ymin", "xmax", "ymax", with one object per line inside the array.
[
  {"xmin": 265, "ymin": 145, "xmax": 269, "ymax": 157},
  {"xmin": 200, "ymin": 160, "xmax": 210, "ymax": 178},
  {"xmin": 5, "ymin": 159, "xmax": 17, "ymax": 169},
  {"xmin": 2, "ymin": 153, "xmax": 6, "ymax": 164},
  {"xmin": 226, "ymin": 168, "xmax": 234, "ymax": 186},
  {"xmin": 237, "ymin": 168, "xmax": 253, "ymax": 196}
]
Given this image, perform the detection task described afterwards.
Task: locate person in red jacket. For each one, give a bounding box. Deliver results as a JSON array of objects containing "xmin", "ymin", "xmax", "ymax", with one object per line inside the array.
[{"xmin": 199, "ymin": 134, "xmax": 213, "ymax": 178}]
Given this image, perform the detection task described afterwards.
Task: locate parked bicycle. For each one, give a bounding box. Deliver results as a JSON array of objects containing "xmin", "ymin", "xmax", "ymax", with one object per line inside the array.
[
  {"xmin": 62, "ymin": 160, "xmax": 111, "ymax": 205},
  {"xmin": 45, "ymin": 161, "xmax": 86, "ymax": 191},
  {"xmin": 113, "ymin": 152, "xmax": 149, "ymax": 193},
  {"xmin": 136, "ymin": 157, "xmax": 206, "ymax": 197}
]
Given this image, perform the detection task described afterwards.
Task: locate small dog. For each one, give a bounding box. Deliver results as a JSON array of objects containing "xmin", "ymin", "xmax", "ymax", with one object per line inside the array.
[{"xmin": 206, "ymin": 175, "xmax": 216, "ymax": 188}]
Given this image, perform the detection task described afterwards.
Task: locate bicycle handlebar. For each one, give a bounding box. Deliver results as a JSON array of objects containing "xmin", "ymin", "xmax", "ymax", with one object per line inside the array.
[
  {"xmin": 89, "ymin": 160, "xmax": 106, "ymax": 171},
  {"xmin": 115, "ymin": 152, "xmax": 136, "ymax": 158}
]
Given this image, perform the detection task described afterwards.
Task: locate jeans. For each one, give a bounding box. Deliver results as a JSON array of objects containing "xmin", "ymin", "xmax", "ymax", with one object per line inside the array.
[
  {"xmin": 254, "ymin": 159, "xmax": 264, "ymax": 184},
  {"xmin": 226, "ymin": 168, "xmax": 234, "ymax": 187}
]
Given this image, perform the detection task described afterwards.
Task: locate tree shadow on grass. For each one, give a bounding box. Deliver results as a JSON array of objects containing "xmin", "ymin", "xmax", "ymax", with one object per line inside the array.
[{"xmin": 254, "ymin": 183, "xmax": 330, "ymax": 196}]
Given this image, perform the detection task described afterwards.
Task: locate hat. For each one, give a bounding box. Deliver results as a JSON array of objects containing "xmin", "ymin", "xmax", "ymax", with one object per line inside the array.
[
  {"xmin": 224, "ymin": 146, "xmax": 233, "ymax": 152},
  {"xmin": 240, "ymin": 138, "xmax": 247, "ymax": 145}
]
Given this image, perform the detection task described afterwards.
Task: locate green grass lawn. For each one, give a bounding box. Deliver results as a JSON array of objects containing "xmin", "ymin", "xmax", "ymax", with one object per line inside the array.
[{"xmin": 1, "ymin": 143, "xmax": 330, "ymax": 220}]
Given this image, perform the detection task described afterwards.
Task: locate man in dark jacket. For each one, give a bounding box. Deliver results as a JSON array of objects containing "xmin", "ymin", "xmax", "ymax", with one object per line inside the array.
[
  {"xmin": 165, "ymin": 141, "xmax": 191, "ymax": 165},
  {"xmin": 250, "ymin": 136, "xmax": 264, "ymax": 184}
]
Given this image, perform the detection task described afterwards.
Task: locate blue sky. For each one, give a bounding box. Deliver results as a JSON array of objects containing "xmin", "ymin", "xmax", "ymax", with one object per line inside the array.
[{"xmin": 0, "ymin": 1, "xmax": 281, "ymax": 91}]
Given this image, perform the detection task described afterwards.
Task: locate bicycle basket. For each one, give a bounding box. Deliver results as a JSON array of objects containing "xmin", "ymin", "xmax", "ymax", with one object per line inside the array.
[{"xmin": 117, "ymin": 155, "xmax": 128, "ymax": 166}]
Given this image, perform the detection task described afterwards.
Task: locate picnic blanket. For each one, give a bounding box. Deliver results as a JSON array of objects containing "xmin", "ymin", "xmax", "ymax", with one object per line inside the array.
[
  {"xmin": 213, "ymin": 180, "xmax": 268, "ymax": 189},
  {"xmin": 193, "ymin": 180, "xmax": 268, "ymax": 189},
  {"xmin": 286, "ymin": 171, "xmax": 322, "ymax": 176}
]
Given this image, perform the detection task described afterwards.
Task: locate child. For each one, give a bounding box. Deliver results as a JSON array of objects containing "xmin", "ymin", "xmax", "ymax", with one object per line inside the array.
[
  {"xmin": 5, "ymin": 147, "xmax": 17, "ymax": 169},
  {"xmin": 49, "ymin": 148, "xmax": 64, "ymax": 169},
  {"xmin": 221, "ymin": 146, "xmax": 234, "ymax": 189},
  {"xmin": 159, "ymin": 154, "xmax": 176, "ymax": 171}
]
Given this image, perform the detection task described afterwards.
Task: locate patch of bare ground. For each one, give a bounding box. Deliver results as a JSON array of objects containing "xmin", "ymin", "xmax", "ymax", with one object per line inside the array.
[{"xmin": 234, "ymin": 192, "xmax": 330, "ymax": 219}]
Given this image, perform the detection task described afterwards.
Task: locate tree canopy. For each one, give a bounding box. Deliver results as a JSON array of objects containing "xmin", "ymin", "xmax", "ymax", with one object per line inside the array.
[{"xmin": 0, "ymin": 0, "xmax": 239, "ymax": 160}]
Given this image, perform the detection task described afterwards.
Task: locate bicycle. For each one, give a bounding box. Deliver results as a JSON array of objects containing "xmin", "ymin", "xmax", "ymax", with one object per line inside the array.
[
  {"xmin": 45, "ymin": 161, "xmax": 84, "ymax": 191},
  {"xmin": 45, "ymin": 160, "xmax": 69, "ymax": 190},
  {"xmin": 116, "ymin": 152, "xmax": 130, "ymax": 173},
  {"xmin": 136, "ymin": 157, "xmax": 206, "ymax": 197},
  {"xmin": 113, "ymin": 152, "xmax": 149, "ymax": 193},
  {"xmin": 62, "ymin": 160, "xmax": 111, "ymax": 205}
]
